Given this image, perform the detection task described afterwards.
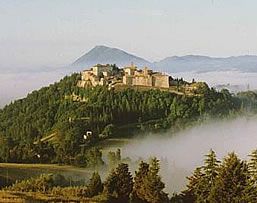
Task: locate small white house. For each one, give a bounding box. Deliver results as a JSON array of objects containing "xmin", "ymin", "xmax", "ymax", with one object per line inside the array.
[{"xmin": 83, "ymin": 131, "xmax": 92, "ymax": 140}]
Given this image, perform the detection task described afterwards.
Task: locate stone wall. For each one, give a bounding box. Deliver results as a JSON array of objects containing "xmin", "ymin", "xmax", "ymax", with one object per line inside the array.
[
  {"xmin": 132, "ymin": 75, "xmax": 153, "ymax": 86},
  {"xmin": 152, "ymin": 74, "xmax": 170, "ymax": 88},
  {"xmin": 123, "ymin": 75, "xmax": 133, "ymax": 85}
]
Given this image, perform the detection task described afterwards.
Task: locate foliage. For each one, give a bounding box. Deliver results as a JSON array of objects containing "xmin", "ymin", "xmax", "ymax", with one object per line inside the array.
[
  {"xmin": 132, "ymin": 158, "xmax": 168, "ymax": 203},
  {"xmin": 6, "ymin": 150, "xmax": 257, "ymax": 202},
  {"xmin": 86, "ymin": 172, "xmax": 103, "ymax": 197},
  {"xmin": 85, "ymin": 147, "xmax": 105, "ymax": 169},
  {"xmin": 104, "ymin": 163, "xmax": 133, "ymax": 202},
  {"xmin": 0, "ymin": 72, "xmax": 253, "ymax": 164},
  {"xmin": 181, "ymin": 150, "xmax": 257, "ymax": 203}
]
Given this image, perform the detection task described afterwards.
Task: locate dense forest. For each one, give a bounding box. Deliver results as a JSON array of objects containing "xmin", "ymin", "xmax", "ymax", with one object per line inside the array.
[
  {"xmin": 3, "ymin": 148, "xmax": 257, "ymax": 203},
  {"xmin": 0, "ymin": 73, "xmax": 257, "ymax": 164}
]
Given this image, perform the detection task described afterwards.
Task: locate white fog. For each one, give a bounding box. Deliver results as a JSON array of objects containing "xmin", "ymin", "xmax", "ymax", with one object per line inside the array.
[
  {"xmin": 123, "ymin": 116, "xmax": 257, "ymax": 193},
  {"xmin": 0, "ymin": 71, "xmax": 66, "ymax": 107}
]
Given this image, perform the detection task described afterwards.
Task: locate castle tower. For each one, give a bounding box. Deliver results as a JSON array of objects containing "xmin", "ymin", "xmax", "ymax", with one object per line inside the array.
[{"xmin": 144, "ymin": 67, "xmax": 148, "ymax": 76}]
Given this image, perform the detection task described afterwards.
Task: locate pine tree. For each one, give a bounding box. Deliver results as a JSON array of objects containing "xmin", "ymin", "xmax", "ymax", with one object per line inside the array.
[
  {"xmin": 199, "ymin": 149, "xmax": 220, "ymax": 202},
  {"xmin": 86, "ymin": 147, "xmax": 104, "ymax": 169},
  {"xmin": 248, "ymin": 149, "xmax": 257, "ymax": 184},
  {"xmin": 246, "ymin": 149, "xmax": 257, "ymax": 202},
  {"xmin": 115, "ymin": 163, "xmax": 133, "ymax": 202},
  {"xmin": 209, "ymin": 152, "xmax": 250, "ymax": 203},
  {"xmin": 104, "ymin": 163, "xmax": 133, "ymax": 202},
  {"xmin": 86, "ymin": 172, "xmax": 103, "ymax": 197},
  {"xmin": 132, "ymin": 161, "xmax": 150, "ymax": 202},
  {"xmin": 181, "ymin": 167, "xmax": 204, "ymax": 203},
  {"xmin": 104, "ymin": 169, "xmax": 118, "ymax": 195},
  {"xmin": 142, "ymin": 158, "xmax": 169, "ymax": 203}
]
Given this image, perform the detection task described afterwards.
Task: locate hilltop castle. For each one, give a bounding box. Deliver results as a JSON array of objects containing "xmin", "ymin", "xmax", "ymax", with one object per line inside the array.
[{"xmin": 77, "ymin": 64, "xmax": 173, "ymax": 89}]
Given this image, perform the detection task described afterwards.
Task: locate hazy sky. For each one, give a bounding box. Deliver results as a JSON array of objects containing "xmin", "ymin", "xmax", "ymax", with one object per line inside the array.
[{"xmin": 1, "ymin": 0, "xmax": 257, "ymax": 68}]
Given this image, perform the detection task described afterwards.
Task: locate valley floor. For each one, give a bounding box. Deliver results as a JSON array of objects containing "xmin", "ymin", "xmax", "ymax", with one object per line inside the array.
[{"xmin": 0, "ymin": 191, "xmax": 102, "ymax": 203}]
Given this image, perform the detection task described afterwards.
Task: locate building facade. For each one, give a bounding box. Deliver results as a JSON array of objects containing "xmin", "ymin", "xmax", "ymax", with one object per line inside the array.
[{"xmin": 78, "ymin": 64, "xmax": 172, "ymax": 89}]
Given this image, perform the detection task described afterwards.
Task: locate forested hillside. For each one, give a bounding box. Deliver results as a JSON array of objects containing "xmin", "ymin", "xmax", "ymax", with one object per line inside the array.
[{"xmin": 0, "ymin": 73, "xmax": 256, "ymax": 164}]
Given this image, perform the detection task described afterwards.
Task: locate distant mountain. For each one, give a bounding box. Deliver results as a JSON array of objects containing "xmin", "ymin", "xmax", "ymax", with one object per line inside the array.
[
  {"xmin": 72, "ymin": 45, "xmax": 151, "ymax": 69},
  {"xmin": 71, "ymin": 45, "xmax": 257, "ymax": 73},
  {"xmin": 154, "ymin": 55, "xmax": 257, "ymax": 73}
]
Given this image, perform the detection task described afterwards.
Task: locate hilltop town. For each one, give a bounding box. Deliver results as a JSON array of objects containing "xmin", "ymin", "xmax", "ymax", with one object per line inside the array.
[
  {"xmin": 78, "ymin": 63, "xmax": 172, "ymax": 88},
  {"xmin": 77, "ymin": 63, "xmax": 174, "ymax": 89},
  {"xmin": 77, "ymin": 63, "xmax": 208, "ymax": 95}
]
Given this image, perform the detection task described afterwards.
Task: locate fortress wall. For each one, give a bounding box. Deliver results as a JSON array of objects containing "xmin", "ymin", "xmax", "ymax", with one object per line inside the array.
[
  {"xmin": 93, "ymin": 66, "xmax": 113, "ymax": 76},
  {"xmin": 132, "ymin": 76, "xmax": 152, "ymax": 86},
  {"xmin": 153, "ymin": 75, "xmax": 170, "ymax": 88},
  {"xmin": 123, "ymin": 76, "xmax": 133, "ymax": 85}
]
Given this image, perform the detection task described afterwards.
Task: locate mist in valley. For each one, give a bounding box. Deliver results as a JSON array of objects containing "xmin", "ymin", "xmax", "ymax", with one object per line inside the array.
[
  {"xmin": 122, "ymin": 116, "xmax": 257, "ymax": 193},
  {"xmin": 0, "ymin": 70, "xmax": 67, "ymax": 108},
  {"xmin": 172, "ymin": 70, "xmax": 257, "ymax": 92}
]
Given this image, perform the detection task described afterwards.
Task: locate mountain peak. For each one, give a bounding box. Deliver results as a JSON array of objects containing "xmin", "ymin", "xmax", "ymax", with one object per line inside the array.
[
  {"xmin": 72, "ymin": 45, "xmax": 151, "ymax": 68},
  {"xmin": 92, "ymin": 45, "xmax": 111, "ymax": 50}
]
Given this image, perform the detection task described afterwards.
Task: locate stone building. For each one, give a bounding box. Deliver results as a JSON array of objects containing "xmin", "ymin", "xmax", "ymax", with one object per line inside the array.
[
  {"xmin": 77, "ymin": 64, "xmax": 113, "ymax": 88},
  {"xmin": 122, "ymin": 66, "xmax": 171, "ymax": 88},
  {"xmin": 92, "ymin": 64, "xmax": 113, "ymax": 77},
  {"xmin": 77, "ymin": 64, "xmax": 172, "ymax": 89}
]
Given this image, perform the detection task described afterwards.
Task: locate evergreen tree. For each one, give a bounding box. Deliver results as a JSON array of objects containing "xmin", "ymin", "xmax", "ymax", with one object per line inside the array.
[
  {"xmin": 115, "ymin": 163, "xmax": 133, "ymax": 202},
  {"xmin": 104, "ymin": 163, "xmax": 133, "ymax": 202},
  {"xmin": 132, "ymin": 161, "xmax": 150, "ymax": 202},
  {"xmin": 142, "ymin": 158, "xmax": 169, "ymax": 203},
  {"xmin": 86, "ymin": 147, "xmax": 104, "ymax": 169},
  {"xmin": 199, "ymin": 149, "xmax": 220, "ymax": 202},
  {"xmin": 209, "ymin": 153, "xmax": 250, "ymax": 203},
  {"xmin": 181, "ymin": 167, "xmax": 204, "ymax": 203},
  {"xmin": 86, "ymin": 172, "xmax": 103, "ymax": 197},
  {"xmin": 104, "ymin": 169, "xmax": 118, "ymax": 195},
  {"xmin": 246, "ymin": 149, "xmax": 257, "ymax": 202},
  {"xmin": 248, "ymin": 149, "xmax": 257, "ymax": 185}
]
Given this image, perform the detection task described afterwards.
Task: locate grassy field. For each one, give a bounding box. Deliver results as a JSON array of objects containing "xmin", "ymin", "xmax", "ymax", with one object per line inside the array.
[
  {"xmin": 0, "ymin": 163, "xmax": 92, "ymax": 188},
  {"xmin": 0, "ymin": 137, "xmax": 132, "ymax": 187},
  {"xmin": 0, "ymin": 191, "xmax": 105, "ymax": 203}
]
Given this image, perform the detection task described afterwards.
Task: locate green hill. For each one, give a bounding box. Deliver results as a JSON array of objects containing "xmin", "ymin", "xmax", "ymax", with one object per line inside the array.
[{"xmin": 0, "ymin": 73, "xmax": 254, "ymax": 165}]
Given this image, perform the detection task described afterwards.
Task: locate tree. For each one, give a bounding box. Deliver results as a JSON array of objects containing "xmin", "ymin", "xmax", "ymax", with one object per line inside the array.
[
  {"xmin": 104, "ymin": 163, "xmax": 133, "ymax": 202},
  {"xmin": 86, "ymin": 148, "xmax": 104, "ymax": 169},
  {"xmin": 248, "ymin": 149, "xmax": 257, "ymax": 185},
  {"xmin": 132, "ymin": 161, "xmax": 150, "ymax": 202},
  {"xmin": 181, "ymin": 167, "xmax": 204, "ymax": 203},
  {"xmin": 209, "ymin": 153, "xmax": 251, "ymax": 203},
  {"xmin": 199, "ymin": 149, "xmax": 220, "ymax": 202},
  {"xmin": 86, "ymin": 172, "xmax": 103, "ymax": 197},
  {"xmin": 246, "ymin": 149, "xmax": 257, "ymax": 201},
  {"xmin": 141, "ymin": 158, "xmax": 169, "ymax": 203},
  {"xmin": 104, "ymin": 169, "xmax": 117, "ymax": 196}
]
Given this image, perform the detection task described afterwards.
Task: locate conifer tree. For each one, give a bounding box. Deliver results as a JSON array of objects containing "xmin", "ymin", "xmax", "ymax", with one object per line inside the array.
[
  {"xmin": 181, "ymin": 167, "xmax": 204, "ymax": 203},
  {"xmin": 248, "ymin": 149, "xmax": 257, "ymax": 184},
  {"xmin": 104, "ymin": 163, "xmax": 133, "ymax": 202},
  {"xmin": 132, "ymin": 161, "xmax": 150, "ymax": 202},
  {"xmin": 209, "ymin": 153, "xmax": 250, "ymax": 203},
  {"xmin": 199, "ymin": 149, "xmax": 220, "ymax": 202},
  {"xmin": 115, "ymin": 163, "xmax": 133, "ymax": 202},
  {"xmin": 142, "ymin": 158, "xmax": 169, "ymax": 203},
  {"xmin": 86, "ymin": 172, "xmax": 103, "ymax": 197},
  {"xmin": 246, "ymin": 149, "xmax": 257, "ymax": 202},
  {"xmin": 104, "ymin": 169, "xmax": 118, "ymax": 195}
]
